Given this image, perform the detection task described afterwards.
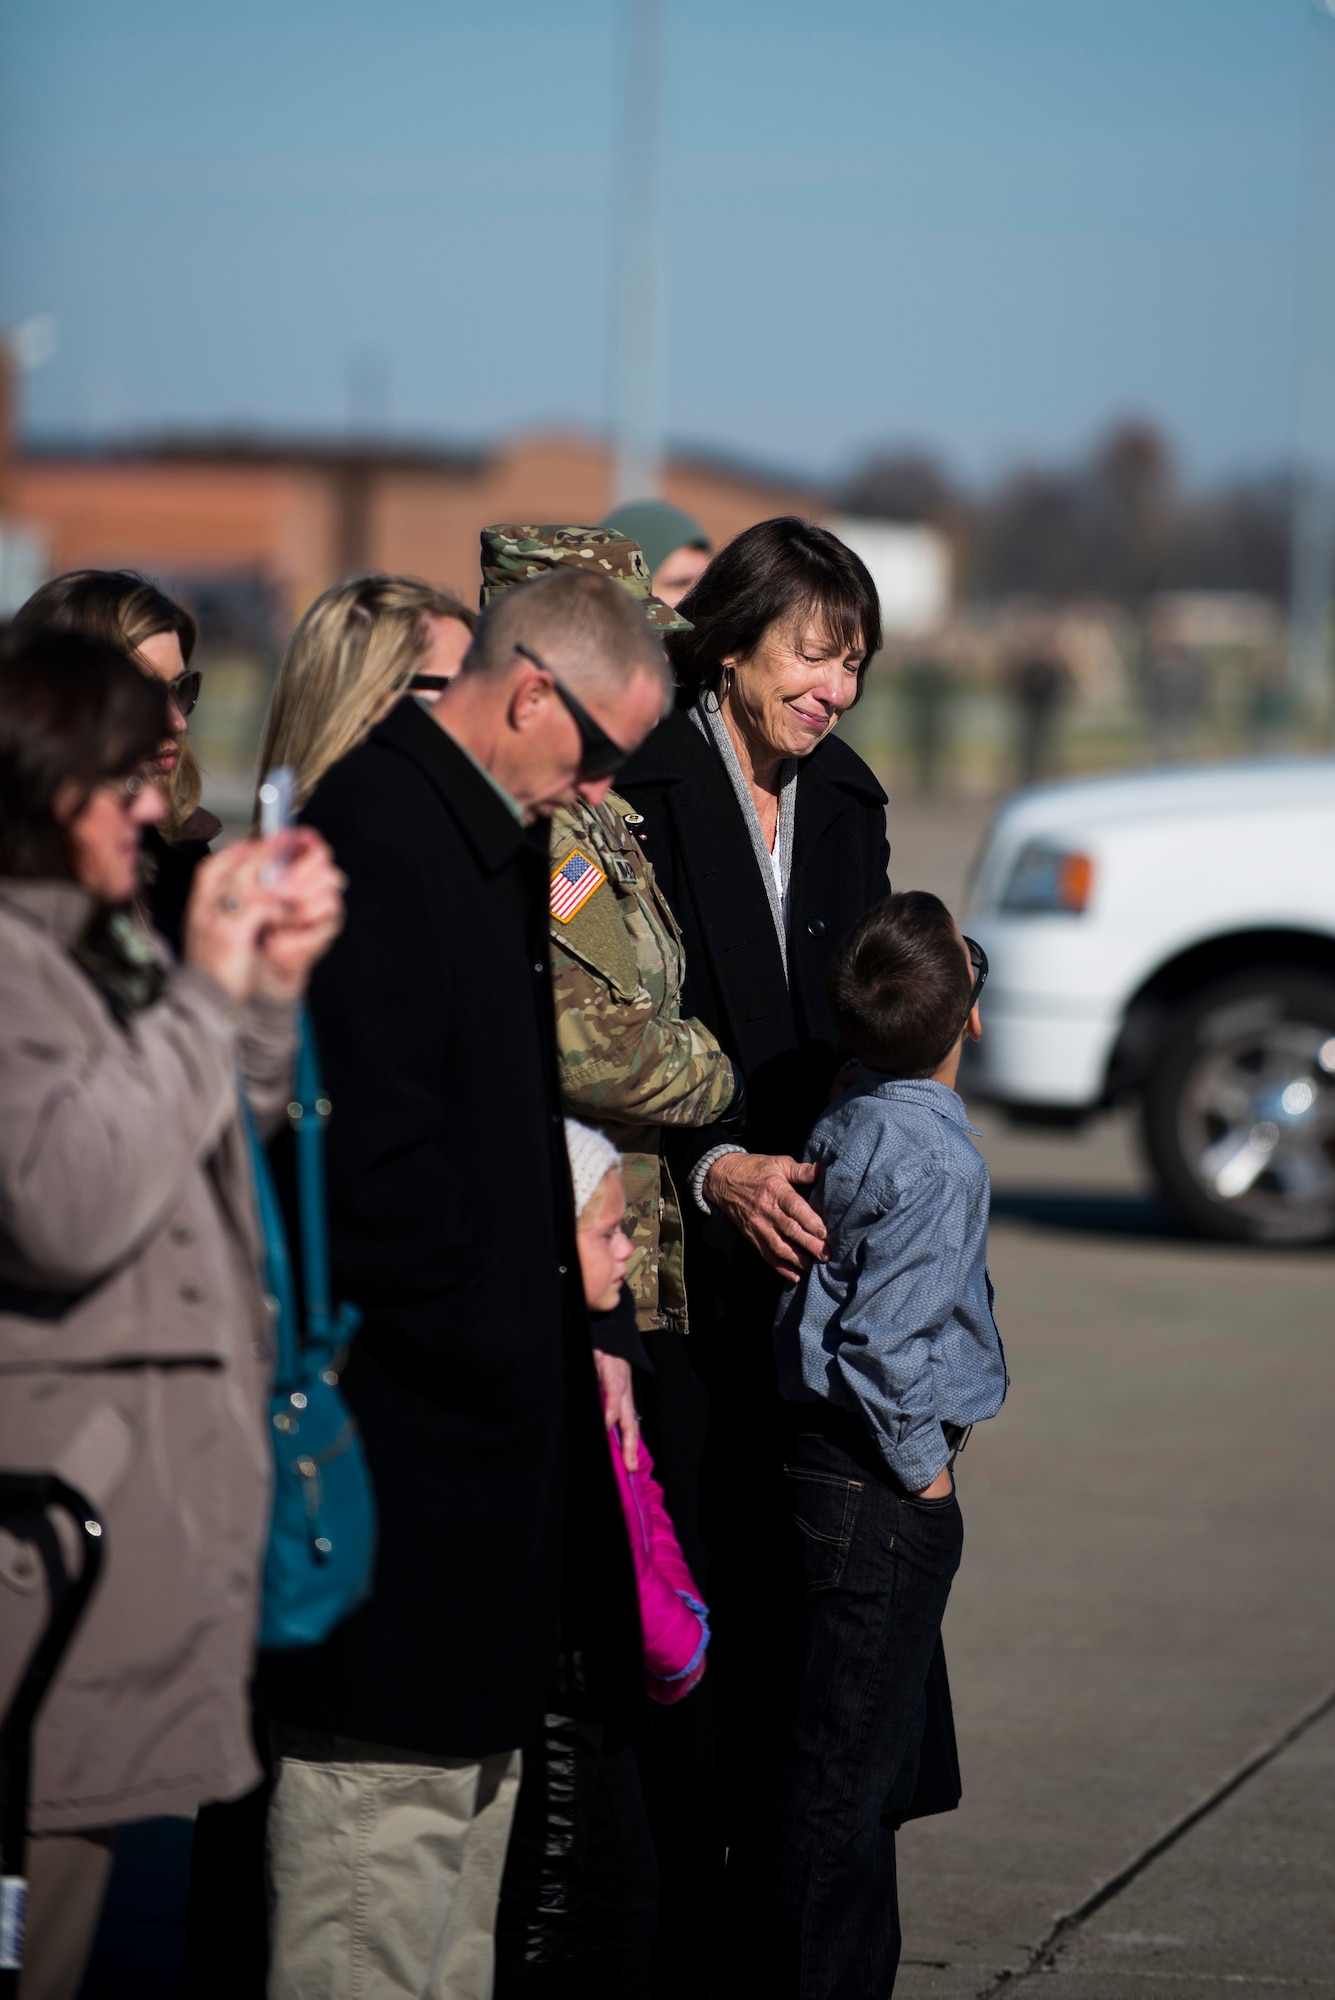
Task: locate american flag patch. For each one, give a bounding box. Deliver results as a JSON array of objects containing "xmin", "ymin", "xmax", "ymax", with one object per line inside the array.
[{"xmin": 550, "ymin": 850, "xmax": 606, "ymax": 922}]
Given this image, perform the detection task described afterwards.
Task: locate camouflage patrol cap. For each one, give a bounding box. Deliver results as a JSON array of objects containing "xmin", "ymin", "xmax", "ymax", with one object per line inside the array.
[{"xmin": 479, "ymin": 525, "xmax": 692, "ymax": 634}]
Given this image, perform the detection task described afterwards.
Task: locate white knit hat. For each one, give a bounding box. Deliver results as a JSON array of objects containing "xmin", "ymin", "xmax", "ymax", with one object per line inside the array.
[{"xmin": 564, "ymin": 1119, "xmax": 622, "ymax": 1221}]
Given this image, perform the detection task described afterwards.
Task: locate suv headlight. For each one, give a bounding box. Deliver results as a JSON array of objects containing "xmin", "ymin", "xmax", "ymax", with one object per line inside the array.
[{"xmin": 1000, "ymin": 842, "xmax": 1095, "ymax": 914}]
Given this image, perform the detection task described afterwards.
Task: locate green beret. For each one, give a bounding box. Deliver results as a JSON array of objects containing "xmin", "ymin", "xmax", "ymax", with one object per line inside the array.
[{"xmin": 597, "ymin": 500, "xmax": 710, "ymax": 578}]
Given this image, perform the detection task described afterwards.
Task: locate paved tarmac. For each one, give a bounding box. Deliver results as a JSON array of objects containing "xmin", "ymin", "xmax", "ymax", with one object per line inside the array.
[
  {"xmin": 883, "ymin": 792, "xmax": 1335, "ymax": 1995},
  {"xmin": 892, "ymin": 1106, "xmax": 1335, "ymax": 1995}
]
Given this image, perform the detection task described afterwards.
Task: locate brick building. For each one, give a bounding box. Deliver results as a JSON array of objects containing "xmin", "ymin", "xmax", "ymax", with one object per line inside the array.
[{"xmin": 8, "ymin": 427, "xmax": 825, "ymax": 621}]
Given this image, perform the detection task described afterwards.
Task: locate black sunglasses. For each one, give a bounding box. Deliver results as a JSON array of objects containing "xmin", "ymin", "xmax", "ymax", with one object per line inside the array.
[
  {"xmin": 514, "ymin": 642, "xmax": 628, "ymax": 782},
  {"xmin": 936, "ymin": 936, "xmax": 989, "ymax": 1065},
  {"xmin": 167, "ymin": 668, "xmax": 202, "ymax": 718},
  {"xmin": 964, "ymin": 935, "xmax": 989, "ymax": 1009}
]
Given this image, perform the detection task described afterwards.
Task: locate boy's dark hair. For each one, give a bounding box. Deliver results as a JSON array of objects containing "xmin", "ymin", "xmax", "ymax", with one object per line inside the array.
[{"xmin": 826, "ymin": 890, "xmax": 973, "ymax": 1078}]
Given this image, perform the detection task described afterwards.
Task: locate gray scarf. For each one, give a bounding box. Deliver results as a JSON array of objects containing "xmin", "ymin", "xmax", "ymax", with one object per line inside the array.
[{"xmin": 691, "ymin": 690, "xmax": 798, "ymax": 980}]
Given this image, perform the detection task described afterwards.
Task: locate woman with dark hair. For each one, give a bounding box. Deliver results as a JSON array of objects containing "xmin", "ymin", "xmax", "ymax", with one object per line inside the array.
[
  {"xmin": 13, "ymin": 569, "xmax": 215, "ymax": 951},
  {"xmin": 616, "ymin": 516, "xmax": 897, "ymax": 1988},
  {"xmin": 0, "ymin": 628, "xmax": 343, "ymax": 2000}
]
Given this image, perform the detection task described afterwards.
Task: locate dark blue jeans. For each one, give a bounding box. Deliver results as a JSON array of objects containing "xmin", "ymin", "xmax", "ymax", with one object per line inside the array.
[{"xmin": 770, "ymin": 1415, "xmax": 964, "ymax": 2000}]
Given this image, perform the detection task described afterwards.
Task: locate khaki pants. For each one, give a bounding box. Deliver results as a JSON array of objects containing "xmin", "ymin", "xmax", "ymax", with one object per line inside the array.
[
  {"xmin": 19, "ymin": 1829, "xmax": 117, "ymax": 2000},
  {"xmin": 266, "ymin": 1727, "xmax": 521, "ymax": 2000}
]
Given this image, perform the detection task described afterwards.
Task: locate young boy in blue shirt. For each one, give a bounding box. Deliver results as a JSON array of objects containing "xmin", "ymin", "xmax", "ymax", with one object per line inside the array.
[{"xmin": 770, "ymin": 890, "xmax": 1008, "ymax": 1999}]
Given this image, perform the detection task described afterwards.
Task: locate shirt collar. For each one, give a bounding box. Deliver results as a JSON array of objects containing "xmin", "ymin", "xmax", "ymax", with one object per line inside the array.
[
  {"xmin": 853, "ymin": 1067, "xmax": 981, "ymax": 1137},
  {"xmin": 373, "ymin": 698, "xmax": 530, "ymax": 872},
  {"xmin": 446, "ymin": 732, "xmax": 527, "ymax": 825}
]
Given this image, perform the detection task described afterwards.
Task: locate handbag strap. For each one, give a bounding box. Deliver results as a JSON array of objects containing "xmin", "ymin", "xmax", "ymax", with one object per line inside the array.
[
  {"xmin": 246, "ymin": 1012, "xmax": 359, "ymax": 1395},
  {"xmin": 290, "ymin": 1013, "xmax": 360, "ymax": 1357},
  {"xmin": 243, "ymin": 1095, "xmax": 300, "ymax": 1391},
  {"xmin": 292, "ymin": 1020, "xmax": 331, "ymax": 1342}
]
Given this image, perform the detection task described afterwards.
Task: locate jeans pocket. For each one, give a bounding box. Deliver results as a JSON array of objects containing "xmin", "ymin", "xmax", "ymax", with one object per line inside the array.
[
  {"xmin": 902, "ymin": 1488, "xmax": 959, "ymax": 1512},
  {"xmin": 785, "ymin": 1467, "xmax": 863, "ymax": 1591}
]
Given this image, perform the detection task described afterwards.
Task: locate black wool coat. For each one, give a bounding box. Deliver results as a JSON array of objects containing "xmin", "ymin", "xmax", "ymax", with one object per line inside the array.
[
  {"xmin": 616, "ymin": 704, "xmax": 889, "ymax": 1574},
  {"xmin": 615, "ymin": 708, "xmax": 896, "ymax": 1854},
  {"xmin": 618, "ymin": 708, "xmax": 891, "ymax": 1280},
  {"xmin": 617, "ymin": 712, "xmax": 962, "ymax": 1849},
  {"xmin": 256, "ymin": 698, "xmax": 641, "ymax": 1758}
]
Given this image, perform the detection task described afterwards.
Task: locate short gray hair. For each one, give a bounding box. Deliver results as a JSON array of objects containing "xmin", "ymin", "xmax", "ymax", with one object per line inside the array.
[{"xmin": 464, "ymin": 566, "xmax": 671, "ymax": 701}]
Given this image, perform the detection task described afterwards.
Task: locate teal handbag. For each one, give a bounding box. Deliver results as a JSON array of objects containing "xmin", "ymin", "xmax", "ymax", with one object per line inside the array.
[{"xmin": 246, "ymin": 1017, "xmax": 376, "ymax": 1650}]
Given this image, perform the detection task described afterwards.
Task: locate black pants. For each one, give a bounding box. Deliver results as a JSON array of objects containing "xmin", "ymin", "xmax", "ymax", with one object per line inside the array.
[
  {"xmin": 183, "ymin": 1714, "xmax": 271, "ymax": 1998},
  {"xmin": 495, "ymin": 1714, "xmax": 658, "ymax": 1998},
  {"xmin": 636, "ymin": 1310, "xmax": 801, "ymax": 1997},
  {"xmin": 769, "ymin": 1417, "xmax": 964, "ymax": 2000}
]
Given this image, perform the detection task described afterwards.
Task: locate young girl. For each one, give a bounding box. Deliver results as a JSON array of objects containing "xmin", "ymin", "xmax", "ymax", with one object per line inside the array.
[
  {"xmin": 494, "ymin": 1123, "xmax": 709, "ymax": 1996},
  {"xmin": 566, "ymin": 1119, "xmax": 710, "ymax": 1706}
]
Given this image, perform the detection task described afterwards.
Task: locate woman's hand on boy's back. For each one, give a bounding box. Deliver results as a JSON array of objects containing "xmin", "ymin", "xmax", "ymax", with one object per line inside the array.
[{"xmin": 703, "ymin": 1152, "xmax": 827, "ymax": 1285}]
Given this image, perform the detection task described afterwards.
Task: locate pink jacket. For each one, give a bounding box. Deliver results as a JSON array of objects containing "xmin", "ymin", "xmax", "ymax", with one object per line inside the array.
[{"xmin": 608, "ymin": 1429, "xmax": 709, "ymax": 1704}]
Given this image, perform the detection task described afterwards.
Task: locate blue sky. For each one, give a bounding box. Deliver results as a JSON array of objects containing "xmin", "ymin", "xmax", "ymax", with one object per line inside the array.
[{"xmin": 0, "ymin": 0, "xmax": 1322, "ymax": 485}]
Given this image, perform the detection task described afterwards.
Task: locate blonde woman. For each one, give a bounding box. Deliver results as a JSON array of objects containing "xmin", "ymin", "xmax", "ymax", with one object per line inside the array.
[
  {"xmin": 13, "ymin": 568, "xmax": 213, "ymax": 951},
  {"xmin": 256, "ymin": 575, "xmax": 476, "ymax": 809}
]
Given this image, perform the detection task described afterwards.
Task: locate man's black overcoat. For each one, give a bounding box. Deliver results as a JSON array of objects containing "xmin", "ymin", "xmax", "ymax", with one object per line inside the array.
[{"xmin": 257, "ymin": 698, "xmax": 640, "ymax": 1757}]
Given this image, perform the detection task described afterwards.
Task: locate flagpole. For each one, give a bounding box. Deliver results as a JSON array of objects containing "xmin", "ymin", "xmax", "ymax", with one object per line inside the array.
[
  {"xmin": 611, "ymin": 0, "xmax": 666, "ymax": 504},
  {"xmin": 1288, "ymin": 1, "xmax": 1335, "ymax": 722}
]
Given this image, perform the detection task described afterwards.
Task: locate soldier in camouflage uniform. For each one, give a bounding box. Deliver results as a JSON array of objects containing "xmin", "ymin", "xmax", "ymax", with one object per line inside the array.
[{"xmin": 480, "ymin": 525, "xmax": 736, "ymax": 1338}]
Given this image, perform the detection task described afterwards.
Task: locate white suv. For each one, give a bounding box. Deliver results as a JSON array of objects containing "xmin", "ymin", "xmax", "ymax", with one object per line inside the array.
[{"xmin": 963, "ymin": 758, "xmax": 1335, "ymax": 1244}]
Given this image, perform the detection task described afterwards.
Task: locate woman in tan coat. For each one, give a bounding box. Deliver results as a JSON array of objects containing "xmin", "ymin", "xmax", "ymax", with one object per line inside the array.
[{"xmin": 0, "ymin": 628, "xmax": 343, "ymax": 2000}]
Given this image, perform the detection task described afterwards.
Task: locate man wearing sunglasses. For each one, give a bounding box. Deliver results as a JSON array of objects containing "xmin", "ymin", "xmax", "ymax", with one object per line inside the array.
[
  {"xmin": 422, "ymin": 590, "xmax": 668, "ymax": 822},
  {"xmin": 262, "ymin": 564, "xmax": 671, "ymax": 2000},
  {"xmin": 472, "ymin": 528, "xmax": 744, "ymax": 1992}
]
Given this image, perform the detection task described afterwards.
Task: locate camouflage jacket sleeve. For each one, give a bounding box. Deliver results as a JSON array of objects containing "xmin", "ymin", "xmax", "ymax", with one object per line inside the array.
[
  {"xmin": 548, "ymin": 798, "xmax": 737, "ymax": 1130},
  {"xmin": 552, "ymin": 941, "xmax": 736, "ymax": 1128}
]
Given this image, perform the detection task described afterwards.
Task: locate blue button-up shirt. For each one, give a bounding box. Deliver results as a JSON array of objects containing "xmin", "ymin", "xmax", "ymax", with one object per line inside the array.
[{"xmin": 774, "ymin": 1074, "xmax": 1008, "ymax": 1490}]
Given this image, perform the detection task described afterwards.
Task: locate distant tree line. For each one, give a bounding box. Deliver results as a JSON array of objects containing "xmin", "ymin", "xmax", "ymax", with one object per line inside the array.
[{"xmin": 839, "ymin": 422, "xmax": 1291, "ymax": 605}]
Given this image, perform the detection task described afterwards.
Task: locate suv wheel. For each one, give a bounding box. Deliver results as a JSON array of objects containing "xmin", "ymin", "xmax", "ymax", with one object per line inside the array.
[{"xmin": 1143, "ymin": 969, "xmax": 1335, "ymax": 1245}]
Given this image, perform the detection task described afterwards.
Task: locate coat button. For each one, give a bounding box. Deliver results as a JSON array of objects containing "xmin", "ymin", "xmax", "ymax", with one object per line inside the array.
[
  {"xmin": 807, "ymin": 917, "xmax": 826, "ymax": 936},
  {"xmin": 180, "ymin": 1283, "xmax": 205, "ymax": 1304},
  {"xmin": 169, "ymin": 1221, "xmax": 193, "ymax": 1245}
]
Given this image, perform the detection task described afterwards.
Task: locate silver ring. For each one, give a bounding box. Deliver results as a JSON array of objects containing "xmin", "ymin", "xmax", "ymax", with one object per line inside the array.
[{"xmin": 220, "ymin": 894, "xmax": 242, "ymax": 913}]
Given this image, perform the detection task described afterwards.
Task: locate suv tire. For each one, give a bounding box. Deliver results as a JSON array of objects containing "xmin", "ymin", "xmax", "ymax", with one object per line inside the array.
[{"xmin": 1143, "ymin": 968, "xmax": 1335, "ymax": 1245}]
